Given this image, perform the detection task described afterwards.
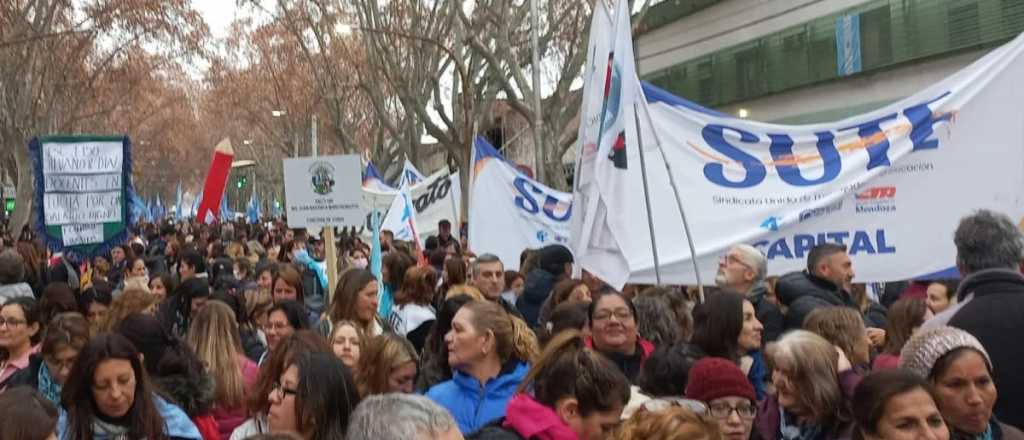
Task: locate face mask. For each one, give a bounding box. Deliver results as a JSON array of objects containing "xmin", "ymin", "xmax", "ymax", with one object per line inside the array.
[{"xmin": 353, "ymin": 258, "xmax": 368, "ymax": 269}]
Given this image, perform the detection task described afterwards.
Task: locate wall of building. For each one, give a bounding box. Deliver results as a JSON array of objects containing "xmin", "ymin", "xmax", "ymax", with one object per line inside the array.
[{"xmin": 638, "ymin": 0, "xmax": 873, "ymax": 74}]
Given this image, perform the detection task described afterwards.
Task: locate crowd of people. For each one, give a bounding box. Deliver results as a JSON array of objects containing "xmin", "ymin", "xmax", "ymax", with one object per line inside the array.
[{"xmin": 0, "ymin": 207, "xmax": 1023, "ymax": 440}]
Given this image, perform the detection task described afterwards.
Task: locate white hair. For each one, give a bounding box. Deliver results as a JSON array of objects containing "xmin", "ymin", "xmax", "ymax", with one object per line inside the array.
[
  {"xmin": 345, "ymin": 394, "xmax": 457, "ymax": 440},
  {"xmin": 732, "ymin": 244, "xmax": 767, "ymax": 282}
]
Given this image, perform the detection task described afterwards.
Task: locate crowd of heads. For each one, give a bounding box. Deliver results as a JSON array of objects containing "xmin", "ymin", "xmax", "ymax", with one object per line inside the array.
[{"xmin": 1, "ymin": 209, "xmax": 1023, "ymax": 439}]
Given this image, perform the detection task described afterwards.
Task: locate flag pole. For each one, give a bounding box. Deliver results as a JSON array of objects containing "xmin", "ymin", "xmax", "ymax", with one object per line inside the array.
[
  {"xmin": 644, "ymin": 109, "xmax": 705, "ymax": 303},
  {"xmin": 633, "ymin": 102, "xmax": 661, "ymax": 285}
]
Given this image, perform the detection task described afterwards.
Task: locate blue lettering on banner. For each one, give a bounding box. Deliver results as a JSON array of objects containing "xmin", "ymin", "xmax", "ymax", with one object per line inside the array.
[
  {"xmin": 513, "ymin": 177, "xmax": 572, "ymax": 222},
  {"xmin": 753, "ymin": 230, "xmax": 895, "ymax": 259},
  {"xmin": 701, "ymin": 93, "xmax": 951, "ymax": 188}
]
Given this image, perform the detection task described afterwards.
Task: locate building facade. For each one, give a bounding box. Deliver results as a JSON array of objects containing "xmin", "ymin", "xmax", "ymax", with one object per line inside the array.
[{"xmin": 637, "ymin": 0, "xmax": 1024, "ymax": 123}]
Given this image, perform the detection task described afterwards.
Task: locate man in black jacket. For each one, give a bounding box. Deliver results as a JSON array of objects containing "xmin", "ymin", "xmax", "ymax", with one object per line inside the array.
[
  {"xmin": 776, "ymin": 243, "xmax": 860, "ymax": 330},
  {"xmin": 715, "ymin": 244, "xmax": 785, "ymax": 344},
  {"xmin": 926, "ymin": 209, "xmax": 1024, "ymax": 428}
]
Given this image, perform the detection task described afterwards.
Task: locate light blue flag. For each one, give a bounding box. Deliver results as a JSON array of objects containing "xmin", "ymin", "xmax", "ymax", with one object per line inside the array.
[
  {"xmin": 129, "ymin": 190, "xmax": 152, "ymax": 224},
  {"xmin": 154, "ymin": 195, "xmax": 165, "ymax": 220},
  {"xmin": 191, "ymin": 190, "xmax": 203, "ymax": 218},
  {"xmin": 246, "ymin": 191, "xmax": 261, "ymax": 224},
  {"xmin": 271, "ymin": 199, "xmax": 282, "ymax": 218},
  {"xmin": 370, "ymin": 210, "xmax": 385, "ymax": 316},
  {"xmin": 174, "ymin": 182, "xmax": 183, "ymax": 221},
  {"xmin": 220, "ymin": 193, "xmax": 235, "ymax": 221}
]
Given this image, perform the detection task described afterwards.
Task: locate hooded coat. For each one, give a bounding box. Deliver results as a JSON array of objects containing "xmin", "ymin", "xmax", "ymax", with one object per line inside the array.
[
  {"xmin": 426, "ymin": 361, "xmax": 530, "ymax": 434},
  {"xmin": 516, "ymin": 245, "xmax": 573, "ymax": 327}
]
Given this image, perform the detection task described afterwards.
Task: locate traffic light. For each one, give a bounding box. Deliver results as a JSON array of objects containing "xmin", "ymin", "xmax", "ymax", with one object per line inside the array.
[
  {"xmin": 3, "ymin": 199, "xmax": 13, "ymax": 214},
  {"xmin": 236, "ymin": 175, "xmax": 247, "ymax": 189}
]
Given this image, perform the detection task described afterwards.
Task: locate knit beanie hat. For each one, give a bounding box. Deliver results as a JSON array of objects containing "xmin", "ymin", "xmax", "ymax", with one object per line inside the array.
[
  {"xmin": 900, "ymin": 325, "xmax": 992, "ymax": 379},
  {"xmin": 685, "ymin": 357, "xmax": 757, "ymax": 403}
]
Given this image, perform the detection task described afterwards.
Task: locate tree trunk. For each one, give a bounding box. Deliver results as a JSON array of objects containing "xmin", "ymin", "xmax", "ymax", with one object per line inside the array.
[{"xmin": 11, "ymin": 139, "xmax": 33, "ymax": 235}]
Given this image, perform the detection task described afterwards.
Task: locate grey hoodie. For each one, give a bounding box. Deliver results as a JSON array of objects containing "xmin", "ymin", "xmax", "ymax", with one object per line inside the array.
[{"xmin": 0, "ymin": 282, "xmax": 34, "ymax": 305}]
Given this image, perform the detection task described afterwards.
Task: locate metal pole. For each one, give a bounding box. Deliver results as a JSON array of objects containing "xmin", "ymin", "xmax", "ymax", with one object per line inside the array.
[
  {"xmin": 633, "ymin": 103, "xmax": 661, "ymax": 285},
  {"xmin": 311, "ymin": 114, "xmax": 319, "ymax": 157},
  {"xmin": 643, "ymin": 104, "xmax": 708, "ymax": 302},
  {"xmin": 529, "ymin": 0, "xmax": 545, "ymax": 184}
]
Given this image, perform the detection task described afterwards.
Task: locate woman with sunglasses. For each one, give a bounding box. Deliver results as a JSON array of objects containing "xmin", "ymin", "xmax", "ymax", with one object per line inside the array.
[
  {"xmin": 267, "ymin": 351, "xmax": 361, "ymax": 440},
  {"xmin": 686, "ymin": 357, "xmax": 758, "ymax": 440}
]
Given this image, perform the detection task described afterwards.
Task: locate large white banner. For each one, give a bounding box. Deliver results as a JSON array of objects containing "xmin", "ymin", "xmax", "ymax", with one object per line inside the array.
[
  {"xmin": 380, "ymin": 169, "xmax": 461, "ymax": 245},
  {"xmin": 470, "ymin": 138, "xmax": 572, "ymax": 271},
  {"xmin": 576, "ymin": 29, "xmax": 1024, "ymax": 287}
]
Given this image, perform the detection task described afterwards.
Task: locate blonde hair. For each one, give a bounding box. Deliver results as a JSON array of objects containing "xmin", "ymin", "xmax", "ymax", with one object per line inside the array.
[
  {"xmin": 355, "ymin": 333, "xmax": 418, "ymax": 397},
  {"xmin": 187, "ymin": 301, "xmax": 247, "ymax": 407},
  {"xmin": 100, "ymin": 287, "xmax": 157, "ymax": 331},
  {"xmin": 616, "ymin": 406, "xmax": 722, "ymax": 440},
  {"xmin": 803, "ymin": 306, "xmax": 868, "ymax": 365},
  {"xmin": 225, "ymin": 242, "xmax": 245, "ymax": 260},
  {"xmin": 462, "ymin": 300, "xmax": 539, "ymax": 364},
  {"xmin": 445, "ymin": 284, "xmax": 484, "ymax": 301},
  {"xmin": 766, "ymin": 330, "xmax": 843, "ymax": 426}
]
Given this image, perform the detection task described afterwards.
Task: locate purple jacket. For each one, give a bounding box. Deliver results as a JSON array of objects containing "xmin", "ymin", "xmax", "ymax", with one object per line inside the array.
[{"xmin": 754, "ymin": 369, "xmax": 861, "ymax": 440}]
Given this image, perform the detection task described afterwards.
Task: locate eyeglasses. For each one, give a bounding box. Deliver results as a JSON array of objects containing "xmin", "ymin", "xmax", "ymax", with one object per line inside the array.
[
  {"xmin": 708, "ymin": 402, "xmax": 757, "ymax": 420},
  {"xmin": 641, "ymin": 398, "xmax": 709, "ymax": 415},
  {"xmin": 593, "ymin": 309, "xmax": 633, "ymax": 322},
  {"xmin": 720, "ymin": 253, "xmax": 752, "ymax": 269},
  {"xmin": 0, "ymin": 317, "xmax": 26, "ymax": 328},
  {"xmin": 272, "ymin": 382, "xmax": 298, "ymax": 398}
]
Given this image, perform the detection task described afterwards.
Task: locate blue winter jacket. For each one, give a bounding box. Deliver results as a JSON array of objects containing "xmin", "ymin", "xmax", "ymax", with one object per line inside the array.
[
  {"xmin": 58, "ymin": 394, "xmax": 201, "ymax": 440},
  {"xmin": 425, "ymin": 361, "xmax": 530, "ymax": 434}
]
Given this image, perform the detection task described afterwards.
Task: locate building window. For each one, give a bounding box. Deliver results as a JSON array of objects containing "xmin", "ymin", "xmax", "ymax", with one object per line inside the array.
[
  {"xmin": 735, "ymin": 45, "xmax": 763, "ymax": 99},
  {"xmin": 860, "ymin": 6, "xmax": 893, "ymax": 69},
  {"xmin": 948, "ymin": 0, "xmax": 981, "ymax": 48}
]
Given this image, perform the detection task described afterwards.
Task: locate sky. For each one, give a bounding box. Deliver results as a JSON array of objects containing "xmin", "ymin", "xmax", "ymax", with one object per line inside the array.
[{"xmin": 196, "ymin": 1, "xmax": 246, "ymax": 40}]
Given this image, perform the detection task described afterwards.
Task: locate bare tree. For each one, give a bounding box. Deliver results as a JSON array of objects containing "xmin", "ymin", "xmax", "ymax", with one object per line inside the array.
[{"xmin": 0, "ymin": 0, "xmax": 207, "ymax": 233}]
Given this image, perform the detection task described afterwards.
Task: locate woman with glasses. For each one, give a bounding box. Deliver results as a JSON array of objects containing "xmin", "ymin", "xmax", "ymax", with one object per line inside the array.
[
  {"xmin": 686, "ymin": 357, "xmax": 758, "ymax": 440},
  {"xmin": 261, "ymin": 301, "xmax": 310, "ymax": 366},
  {"xmin": 756, "ymin": 330, "xmax": 858, "ymax": 440},
  {"xmin": 4, "ymin": 312, "xmax": 88, "ymax": 404},
  {"xmin": 231, "ymin": 331, "xmax": 329, "ymax": 440},
  {"xmin": 586, "ymin": 292, "xmax": 654, "ymax": 382},
  {"xmin": 468, "ymin": 330, "xmax": 631, "ymax": 440},
  {"xmin": 0, "ymin": 296, "xmax": 41, "ymax": 387},
  {"xmin": 266, "ymin": 351, "xmax": 360, "ymax": 440},
  {"xmin": 57, "ymin": 332, "xmax": 202, "ymax": 439}
]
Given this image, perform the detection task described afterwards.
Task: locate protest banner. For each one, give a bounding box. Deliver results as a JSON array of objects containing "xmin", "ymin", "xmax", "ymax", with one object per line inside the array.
[
  {"xmin": 29, "ymin": 135, "xmax": 132, "ymax": 260},
  {"xmin": 470, "ymin": 137, "xmax": 572, "ymax": 271},
  {"xmin": 284, "ymin": 154, "xmax": 365, "ymax": 229},
  {"xmin": 573, "ymin": 24, "xmax": 1024, "ymax": 288},
  {"xmin": 381, "ymin": 169, "xmax": 461, "ymax": 245}
]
